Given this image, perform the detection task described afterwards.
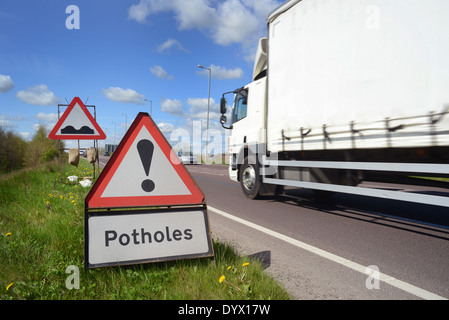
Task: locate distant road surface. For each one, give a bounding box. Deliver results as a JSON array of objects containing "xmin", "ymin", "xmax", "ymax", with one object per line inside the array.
[{"xmin": 98, "ymin": 157, "xmax": 449, "ymax": 300}]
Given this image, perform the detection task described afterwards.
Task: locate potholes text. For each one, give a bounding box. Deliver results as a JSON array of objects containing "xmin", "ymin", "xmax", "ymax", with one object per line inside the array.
[{"xmin": 105, "ymin": 226, "xmax": 193, "ymax": 247}]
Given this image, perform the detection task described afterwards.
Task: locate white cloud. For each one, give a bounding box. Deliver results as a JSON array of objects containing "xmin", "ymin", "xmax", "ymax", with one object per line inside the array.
[
  {"xmin": 150, "ymin": 65, "xmax": 174, "ymax": 80},
  {"xmin": 129, "ymin": 0, "xmax": 215, "ymax": 28},
  {"xmin": 35, "ymin": 112, "xmax": 58, "ymax": 122},
  {"xmin": 0, "ymin": 74, "xmax": 14, "ymax": 93},
  {"xmin": 128, "ymin": 0, "xmax": 282, "ymax": 47},
  {"xmin": 0, "ymin": 114, "xmax": 27, "ymax": 129},
  {"xmin": 102, "ymin": 87, "xmax": 145, "ymax": 104},
  {"xmin": 187, "ymin": 97, "xmax": 215, "ymax": 113},
  {"xmin": 161, "ymin": 98, "xmax": 183, "ymax": 115},
  {"xmin": 128, "ymin": 0, "xmax": 150, "ymax": 23},
  {"xmin": 186, "ymin": 97, "xmax": 221, "ymax": 123},
  {"xmin": 18, "ymin": 132, "xmax": 31, "ymax": 141},
  {"xmin": 197, "ymin": 64, "xmax": 244, "ymax": 80},
  {"xmin": 32, "ymin": 123, "xmax": 54, "ymax": 132},
  {"xmin": 157, "ymin": 38, "xmax": 190, "ymax": 54},
  {"xmin": 0, "ymin": 115, "xmax": 27, "ymax": 122},
  {"xmin": 213, "ymin": 0, "xmax": 259, "ymax": 46},
  {"xmin": 242, "ymin": 0, "xmax": 281, "ymax": 18},
  {"xmin": 197, "ymin": 111, "xmax": 221, "ymax": 121},
  {"xmin": 171, "ymin": 0, "xmax": 216, "ymax": 30},
  {"xmin": 128, "ymin": 0, "xmax": 169, "ymax": 23},
  {"xmin": 16, "ymin": 84, "xmax": 59, "ymax": 106},
  {"xmin": 157, "ymin": 122, "xmax": 175, "ymax": 133},
  {"xmin": 0, "ymin": 119, "xmax": 15, "ymax": 127}
]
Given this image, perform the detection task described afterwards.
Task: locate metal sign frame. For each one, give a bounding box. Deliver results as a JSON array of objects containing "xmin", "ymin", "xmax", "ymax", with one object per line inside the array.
[
  {"xmin": 52, "ymin": 100, "xmax": 102, "ymax": 183},
  {"xmin": 84, "ymin": 112, "xmax": 214, "ymax": 269},
  {"xmin": 48, "ymin": 97, "xmax": 106, "ymax": 140}
]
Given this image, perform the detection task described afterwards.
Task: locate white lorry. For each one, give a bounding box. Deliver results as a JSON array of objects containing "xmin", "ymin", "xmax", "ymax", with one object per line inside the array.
[{"xmin": 219, "ymin": 0, "xmax": 449, "ymax": 207}]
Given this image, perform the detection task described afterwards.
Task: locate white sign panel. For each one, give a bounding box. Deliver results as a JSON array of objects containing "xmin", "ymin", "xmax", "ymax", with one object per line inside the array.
[{"xmin": 85, "ymin": 207, "xmax": 213, "ymax": 268}]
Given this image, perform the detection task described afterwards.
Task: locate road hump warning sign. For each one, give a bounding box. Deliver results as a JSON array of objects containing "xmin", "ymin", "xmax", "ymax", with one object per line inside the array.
[
  {"xmin": 48, "ymin": 97, "xmax": 106, "ymax": 140},
  {"xmin": 85, "ymin": 112, "xmax": 205, "ymax": 209}
]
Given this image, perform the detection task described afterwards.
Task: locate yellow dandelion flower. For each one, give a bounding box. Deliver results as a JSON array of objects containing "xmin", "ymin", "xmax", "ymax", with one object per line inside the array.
[
  {"xmin": 242, "ymin": 262, "xmax": 249, "ymax": 267},
  {"xmin": 71, "ymin": 200, "xmax": 75, "ymax": 203},
  {"xmin": 219, "ymin": 275, "xmax": 225, "ymax": 283},
  {"xmin": 6, "ymin": 283, "xmax": 13, "ymax": 291},
  {"xmin": 227, "ymin": 266, "xmax": 232, "ymax": 270},
  {"xmin": 46, "ymin": 201, "xmax": 50, "ymax": 204},
  {"xmin": 5, "ymin": 232, "xmax": 12, "ymax": 237}
]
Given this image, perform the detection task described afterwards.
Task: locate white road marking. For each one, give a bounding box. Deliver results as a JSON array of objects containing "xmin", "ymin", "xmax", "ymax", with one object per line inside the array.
[{"xmin": 208, "ymin": 205, "xmax": 447, "ymax": 300}]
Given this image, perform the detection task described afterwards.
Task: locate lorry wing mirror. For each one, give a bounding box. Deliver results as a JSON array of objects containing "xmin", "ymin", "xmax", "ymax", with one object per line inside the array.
[
  {"xmin": 220, "ymin": 115, "xmax": 232, "ymax": 129},
  {"xmin": 220, "ymin": 115, "xmax": 227, "ymax": 124},
  {"xmin": 220, "ymin": 97, "xmax": 227, "ymax": 114}
]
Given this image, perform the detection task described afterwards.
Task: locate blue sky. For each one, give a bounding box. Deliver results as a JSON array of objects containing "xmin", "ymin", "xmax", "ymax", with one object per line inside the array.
[{"xmin": 0, "ymin": 0, "xmax": 283, "ymax": 151}]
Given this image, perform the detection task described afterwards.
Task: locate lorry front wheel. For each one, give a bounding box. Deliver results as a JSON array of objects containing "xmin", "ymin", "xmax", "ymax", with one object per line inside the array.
[{"xmin": 240, "ymin": 156, "xmax": 261, "ymax": 199}]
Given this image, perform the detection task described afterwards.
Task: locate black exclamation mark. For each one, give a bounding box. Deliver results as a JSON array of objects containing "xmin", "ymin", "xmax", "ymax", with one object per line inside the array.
[{"xmin": 137, "ymin": 139, "xmax": 155, "ymax": 192}]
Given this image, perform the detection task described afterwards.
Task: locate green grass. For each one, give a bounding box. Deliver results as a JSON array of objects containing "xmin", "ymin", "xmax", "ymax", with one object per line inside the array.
[
  {"xmin": 0, "ymin": 160, "xmax": 290, "ymax": 300},
  {"xmin": 411, "ymin": 176, "xmax": 449, "ymax": 183}
]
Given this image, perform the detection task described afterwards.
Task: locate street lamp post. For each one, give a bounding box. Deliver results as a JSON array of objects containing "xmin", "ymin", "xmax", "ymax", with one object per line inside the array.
[
  {"xmin": 197, "ymin": 65, "xmax": 211, "ymax": 163},
  {"xmin": 144, "ymin": 99, "xmax": 153, "ymax": 116},
  {"xmin": 112, "ymin": 122, "xmax": 116, "ymax": 145},
  {"xmin": 120, "ymin": 113, "xmax": 127, "ymax": 132}
]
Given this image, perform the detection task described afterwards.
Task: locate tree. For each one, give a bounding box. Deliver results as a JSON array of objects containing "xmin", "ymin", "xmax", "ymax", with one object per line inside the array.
[
  {"xmin": 0, "ymin": 128, "xmax": 27, "ymax": 173},
  {"xmin": 24, "ymin": 125, "xmax": 61, "ymax": 167}
]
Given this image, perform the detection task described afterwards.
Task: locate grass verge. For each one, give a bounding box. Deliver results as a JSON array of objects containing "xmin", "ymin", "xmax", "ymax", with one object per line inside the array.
[
  {"xmin": 410, "ymin": 176, "xmax": 449, "ymax": 183},
  {"xmin": 0, "ymin": 160, "xmax": 290, "ymax": 300}
]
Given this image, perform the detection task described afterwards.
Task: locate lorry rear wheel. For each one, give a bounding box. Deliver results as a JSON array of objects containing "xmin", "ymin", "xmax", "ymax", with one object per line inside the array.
[{"xmin": 240, "ymin": 156, "xmax": 261, "ymax": 199}]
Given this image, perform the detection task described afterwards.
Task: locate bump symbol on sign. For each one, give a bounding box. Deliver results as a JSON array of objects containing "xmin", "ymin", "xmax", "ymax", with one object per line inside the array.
[{"xmin": 137, "ymin": 139, "xmax": 155, "ymax": 192}]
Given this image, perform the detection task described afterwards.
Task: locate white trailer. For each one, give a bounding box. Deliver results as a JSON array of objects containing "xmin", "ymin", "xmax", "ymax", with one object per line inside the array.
[{"xmin": 220, "ymin": 0, "xmax": 449, "ymax": 207}]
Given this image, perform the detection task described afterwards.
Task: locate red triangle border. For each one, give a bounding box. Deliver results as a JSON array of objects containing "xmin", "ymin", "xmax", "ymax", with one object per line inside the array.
[
  {"xmin": 48, "ymin": 97, "xmax": 106, "ymax": 140},
  {"xmin": 85, "ymin": 112, "xmax": 205, "ymax": 209}
]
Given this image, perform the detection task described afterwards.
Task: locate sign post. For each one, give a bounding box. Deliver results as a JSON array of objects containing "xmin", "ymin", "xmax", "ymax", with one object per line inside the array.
[{"xmin": 84, "ymin": 112, "xmax": 214, "ymax": 269}]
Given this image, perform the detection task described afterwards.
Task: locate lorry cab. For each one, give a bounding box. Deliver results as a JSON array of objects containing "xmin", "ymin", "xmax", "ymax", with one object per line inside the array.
[{"xmin": 221, "ymin": 76, "xmax": 267, "ymax": 183}]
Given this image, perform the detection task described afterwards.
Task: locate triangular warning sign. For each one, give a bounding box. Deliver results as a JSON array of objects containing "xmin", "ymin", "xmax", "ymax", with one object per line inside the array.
[
  {"xmin": 86, "ymin": 112, "xmax": 205, "ymax": 209},
  {"xmin": 48, "ymin": 97, "xmax": 106, "ymax": 140}
]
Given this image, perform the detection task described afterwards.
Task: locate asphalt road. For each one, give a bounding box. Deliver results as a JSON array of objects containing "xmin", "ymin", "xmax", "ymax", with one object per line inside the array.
[
  {"xmin": 188, "ymin": 165, "xmax": 449, "ymax": 300},
  {"xmin": 98, "ymin": 156, "xmax": 449, "ymax": 300}
]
